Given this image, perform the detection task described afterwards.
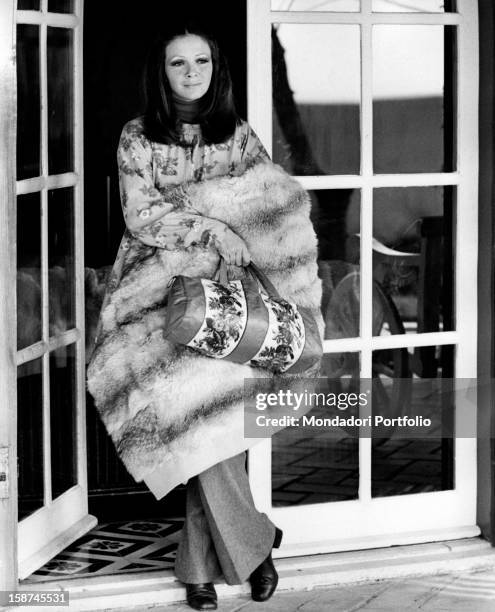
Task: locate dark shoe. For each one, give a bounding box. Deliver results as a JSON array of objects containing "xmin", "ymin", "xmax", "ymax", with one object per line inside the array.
[
  {"xmin": 249, "ymin": 527, "xmax": 283, "ymax": 602},
  {"xmin": 185, "ymin": 582, "xmax": 217, "ymax": 611},
  {"xmin": 249, "ymin": 553, "xmax": 278, "ymax": 602}
]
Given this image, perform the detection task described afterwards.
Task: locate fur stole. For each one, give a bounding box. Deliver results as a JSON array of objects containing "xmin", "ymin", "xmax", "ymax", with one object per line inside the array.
[{"xmin": 86, "ymin": 162, "xmax": 323, "ymax": 499}]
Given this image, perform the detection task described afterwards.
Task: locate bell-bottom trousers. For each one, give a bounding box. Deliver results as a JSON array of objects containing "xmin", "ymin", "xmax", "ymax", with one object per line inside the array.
[{"xmin": 174, "ymin": 451, "xmax": 276, "ymax": 585}]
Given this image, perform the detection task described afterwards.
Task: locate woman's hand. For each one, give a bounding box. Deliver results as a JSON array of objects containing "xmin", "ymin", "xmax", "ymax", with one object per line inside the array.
[{"xmin": 213, "ymin": 226, "xmax": 251, "ymax": 267}]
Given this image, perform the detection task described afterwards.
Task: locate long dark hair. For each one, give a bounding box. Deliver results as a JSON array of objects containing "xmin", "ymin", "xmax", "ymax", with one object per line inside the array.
[{"xmin": 142, "ymin": 23, "xmax": 240, "ymax": 145}]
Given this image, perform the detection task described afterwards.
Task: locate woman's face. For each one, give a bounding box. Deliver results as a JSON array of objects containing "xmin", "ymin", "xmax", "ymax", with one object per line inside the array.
[{"xmin": 165, "ymin": 34, "xmax": 213, "ymax": 101}]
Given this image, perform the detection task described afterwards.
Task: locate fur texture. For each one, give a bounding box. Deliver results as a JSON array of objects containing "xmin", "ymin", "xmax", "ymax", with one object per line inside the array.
[{"xmin": 87, "ymin": 162, "xmax": 322, "ymax": 497}]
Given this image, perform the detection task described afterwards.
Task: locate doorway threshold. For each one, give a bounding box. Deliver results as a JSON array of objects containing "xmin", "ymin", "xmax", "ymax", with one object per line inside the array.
[{"xmin": 16, "ymin": 537, "xmax": 495, "ymax": 611}]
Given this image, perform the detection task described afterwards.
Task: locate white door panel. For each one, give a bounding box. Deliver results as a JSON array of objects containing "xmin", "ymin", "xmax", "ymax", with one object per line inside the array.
[
  {"xmin": 15, "ymin": 0, "xmax": 96, "ymax": 580},
  {"xmin": 247, "ymin": 0, "xmax": 479, "ymax": 554}
]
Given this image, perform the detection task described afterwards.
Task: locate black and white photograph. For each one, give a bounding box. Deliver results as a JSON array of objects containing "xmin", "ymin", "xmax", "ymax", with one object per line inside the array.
[{"xmin": 1, "ymin": 1, "xmax": 495, "ymax": 610}]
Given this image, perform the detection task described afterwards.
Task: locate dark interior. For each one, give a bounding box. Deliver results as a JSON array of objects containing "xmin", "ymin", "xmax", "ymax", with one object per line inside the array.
[{"xmin": 83, "ymin": 0, "xmax": 247, "ymax": 519}]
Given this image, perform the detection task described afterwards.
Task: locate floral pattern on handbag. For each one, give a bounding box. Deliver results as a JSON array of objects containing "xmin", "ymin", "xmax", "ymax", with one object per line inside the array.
[
  {"xmin": 189, "ymin": 280, "xmax": 248, "ymax": 357},
  {"xmin": 250, "ymin": 293, "xmax": 305, "ymax": 372}
]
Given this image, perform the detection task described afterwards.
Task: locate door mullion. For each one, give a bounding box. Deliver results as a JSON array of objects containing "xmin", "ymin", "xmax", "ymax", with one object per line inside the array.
[
  {"xmin": 455, "ymin": 0, "xmax": 479, "ymax": 379},
  {"xmin": 359, "ymin": 0, "xmax": 373, "ymax": 504},
  {"xmin": 360, "ymin": 0, "xmax": 373, "ymax": 361},
  {"xmin": 40, "ymin": 17, "xmax": 52, "ymax": 507},
  {"xmin": 0, "ymin": 0, "xmax": 19, "ymax": 592},
  {"xmin": 246, "ymin": 0, "xmax": 274, "ymax": 512},
  {"xmin": 269, "ymin": 12, "xmax": 460, "ymax": 25},
  {"xmin": 453, "ymin": 0, "xmax": 479, "ymax": 515},
  {"xmin": 247, "ymin": 0, "xmax": 272, "ymax": 156},
  {"xmin": 73, "ymin": 0, "xmax": 87, "ymax": 491}
]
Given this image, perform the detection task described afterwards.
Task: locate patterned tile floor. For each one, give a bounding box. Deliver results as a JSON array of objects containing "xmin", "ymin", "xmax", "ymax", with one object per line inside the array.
[{"xmin": 24, "ymin": 519, "xmax": 183, "ymax": 582}]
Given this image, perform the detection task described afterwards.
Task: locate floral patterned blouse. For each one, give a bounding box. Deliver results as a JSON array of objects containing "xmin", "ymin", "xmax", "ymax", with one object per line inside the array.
[
  {"xmin": 117, "ymin": 116, "xmax": 269, "ymax": 252},
  {"xmin": 93, "ymin": 116, "xmax": 270, "ymax": 330}
]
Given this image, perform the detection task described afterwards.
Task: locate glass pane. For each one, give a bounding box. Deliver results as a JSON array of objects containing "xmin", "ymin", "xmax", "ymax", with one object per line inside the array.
[
  {"xmin": 49, "ymin": 188, "xmax": 76, "ymax": 334},
  {"xmin": 373, "ymin": 0, "xmax": 455, "ymax": 12},
  {"xmin": 47, "ymin": 27, "xmax": 74, "ymax": 174},
  {"xmin": 48, "ymin": 0, "xmax": 75, "ymax": 12},
  {"xmin": 18, "ymin": 359, "xmax": 44, "ymax": 520},
  {"xmin": 17, "ymin": 0, "xmax": 40, "ymax": 10},
  {"xmin": 272, "ymin": 353, "xmax": 360, "ymax": 506},
  {"xmin": 17, "ymin": 193, "xmax": 42, "ymax": 350},
  {"xmin": 50, "ymin": 343, "xmax": 77, "ymax": 498},
  {"xmin": 372, "ymin": 345, "xmax": 454, "ymax": 497},
  {"xmin": 272, "ymin": 0, "xmax": 360, "ymax": 11},
  {"xmin": 316, "ymin": 190, "xmax": 361, "ymax": 339},
  {"xmin": 373, "ymin": 26, "xmax": 456, "ymax": 174},
  {"xmin": 372, "ymin": 187, "xmax": 455, "ymax": 341},
  {"xmin": 272, "ymin": 24, "xmax": 360, "ymax": 175},
  {"xmin": 16, "ymin": 25, "xmax": 40, "ymax": 180}
]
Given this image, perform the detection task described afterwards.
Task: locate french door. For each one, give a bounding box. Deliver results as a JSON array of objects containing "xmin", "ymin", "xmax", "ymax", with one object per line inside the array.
[
  {"xmin": 13, "ymin": 0, "xmax": 94, "ymax": 579},
  {"xmin": 247, "ymin": 0, "xmax": 480, "ymax": 555}
]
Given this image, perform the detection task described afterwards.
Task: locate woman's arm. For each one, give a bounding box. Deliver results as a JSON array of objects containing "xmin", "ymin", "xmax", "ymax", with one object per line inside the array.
[
  {"xmin": 131, "ymin": 213, "xmax": 250, "ymax": 266},
  {"xmin": 118, "ymin": 121, "xmax": 250, "ymax": 265}
]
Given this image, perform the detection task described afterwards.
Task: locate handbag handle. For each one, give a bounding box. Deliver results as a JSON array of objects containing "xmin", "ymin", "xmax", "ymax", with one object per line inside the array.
[
  {"xmin": 213, "ymin": 258, "xmax": 281, "ymax": 300},
  {"xmin": 247, "ymin": 263, "xmax": 281, "ymax": 300}
]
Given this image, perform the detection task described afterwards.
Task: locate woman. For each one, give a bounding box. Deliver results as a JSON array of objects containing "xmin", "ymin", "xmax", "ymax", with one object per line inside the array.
[{"xmin": 116, "ymin": 25, "xmax": 282, "ymax": 610}]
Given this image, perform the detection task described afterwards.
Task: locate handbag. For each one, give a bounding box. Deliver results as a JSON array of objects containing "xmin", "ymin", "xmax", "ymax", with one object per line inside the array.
[{"xmin": 163, "ymin": 260, "xmax": 322, "ymax": 374}]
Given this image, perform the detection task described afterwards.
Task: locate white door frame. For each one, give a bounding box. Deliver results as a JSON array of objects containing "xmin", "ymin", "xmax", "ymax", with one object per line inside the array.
[
  {"xmin": 247, "ymin": 0, "xmax": 480, "ymax": 556},
  {"xmin": 0, "ymin": 0, "xmax": 18, "ymax": 594}
]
